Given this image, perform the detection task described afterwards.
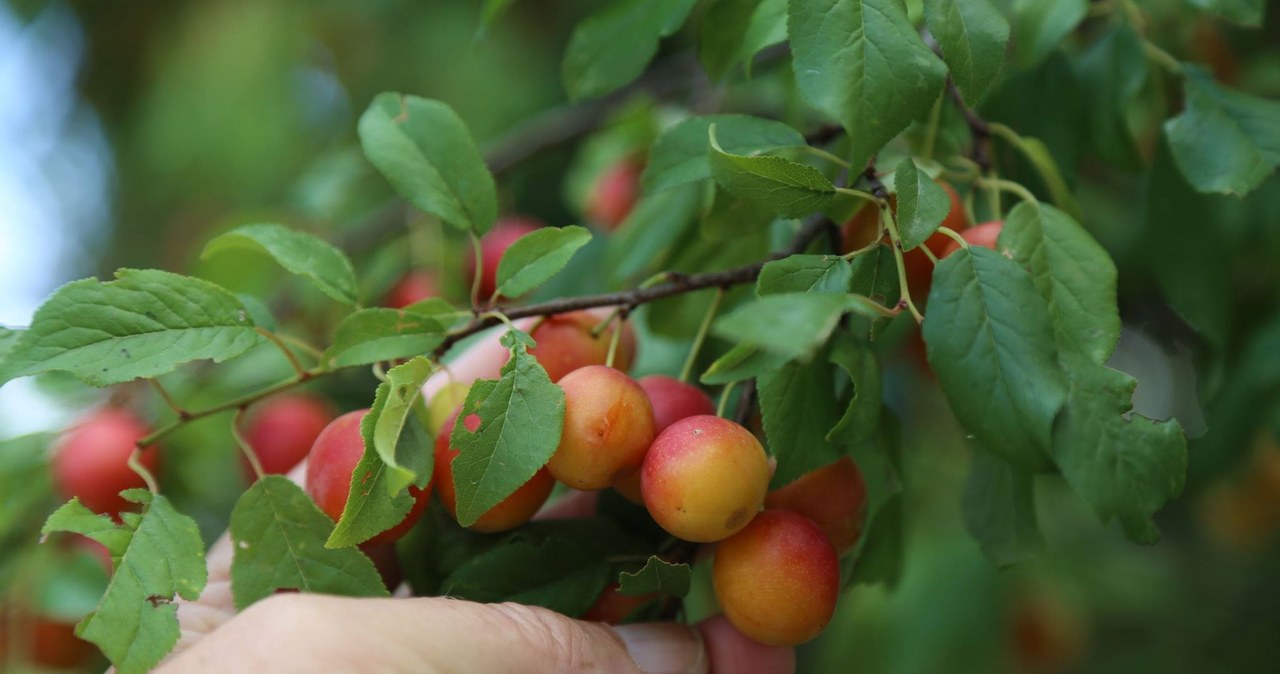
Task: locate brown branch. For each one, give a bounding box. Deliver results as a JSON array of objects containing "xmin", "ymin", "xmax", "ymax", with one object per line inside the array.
[
  {"xmin": 733, "ymin": 378, "xmax": 758, "ymax": 426},
  {"xmin": 944, "ymin": 77, "xmax": 992, "ymax": 173}
]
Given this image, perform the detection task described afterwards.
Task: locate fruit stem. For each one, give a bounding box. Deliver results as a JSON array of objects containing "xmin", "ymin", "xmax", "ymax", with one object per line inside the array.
[
  {"xmin": 803, "ymin": 146, "xmax": 851, "ymax": 169},
  {"xmin": 136, "ymin": 370, "xmax": 327, "ymax": 448},
  {"xmin": 881, "ymin": 208, "xmax": 925, "ymax": 323},
  {"xmin": 605, "ymin": 308, "xmax": 628, "ymax": 369},
  {"xmin": 716, "ymin": 380, "xmax": 739, "ymax": 418},
  {"xmin": 680, "ymin": 288, "xmax": 724, "ymax": 383},
  {"xmin": 469, "ymin": 232, "xmax": 485, "ymax": 311},
  {"xmin": 256, "ymin": 327, "xmax": 310, "ymax": 380},
  {"xmin": 127, "ymin": 446, "xmax": 160, "ymax": 494},
  {"xmin": 977, "ymin": 177, "xmax": 1038, "ymax": 207},
  {"xmin": 232, "ymin": 408, "xmax": 266, "ymax": 481},
  {"xmin": 936, "ymin": 226, "xmax": 970, "ymax": 250},
  {"xmin": 149, "ymin": 379, "xmax": 191, "ymax": 420}
]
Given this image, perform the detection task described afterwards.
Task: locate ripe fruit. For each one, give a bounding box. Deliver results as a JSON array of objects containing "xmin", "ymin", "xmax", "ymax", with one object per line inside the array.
[
  {"xmin": 529, "ymin": 311, "xmax": 637, "ymax": 383},
  {"xmin": 713, "ymin": 510, "xmax": 840, "ymax": 646},
  {"xmin": 613, "ymin": 375, "xmax": 716, "ymax": 503},
  {"xmin": 0, "ymin": 609, "xmax": 98, "ymax": 669},
  {"xmin": 241, "ymin": 393, "xmax": 335, "ymax": 477},
  {"xmin": 583, "ymin": 583, "xmax": 653, "ymax": 624},
  {"xmin": 941, "ymin": 220, "xmax": 1004, "ymax": 258},
  {"xmin": 549, "ymin": 365, "xmax": 656, "ymax": 490},
  {"xmin": 52, "ymin": 408, "xmax": 159, "ymax": 514},
  {"xmin": 641, "ymin": 415, "xmax": 770, "ymax": 542},
  {"xmin": 305, "ymin": 410, "xmax": 431, "ymax": 545},
  {"xmin": 435, "ymin": 411, "xmax": 555, "ymax": 532},
  {"xmin": 465, "ymin": 216, "xmax": 541, "ymax": 300},
  {"xmin": 586, "ymin": 159, "xmax": 641, "ymax": 230},
  {"xmin": 763, "ymin": 456, "xmax": 867, "ymax": 555},
  {"xmin": 384, "ymin": 270, "xmax": 438, "ymax": 309}
]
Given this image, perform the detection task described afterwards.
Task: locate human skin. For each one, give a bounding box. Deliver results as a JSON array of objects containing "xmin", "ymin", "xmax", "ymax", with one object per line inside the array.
[{"xmin": 52, "ymin": 407, "xmax": 160, "ymax": 514}]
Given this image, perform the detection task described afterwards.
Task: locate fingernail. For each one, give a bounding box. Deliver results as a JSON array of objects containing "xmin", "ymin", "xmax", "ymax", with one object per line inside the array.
[{"xmin": 614, "ymin": 623, "xmax": 708, "ymax": 674}]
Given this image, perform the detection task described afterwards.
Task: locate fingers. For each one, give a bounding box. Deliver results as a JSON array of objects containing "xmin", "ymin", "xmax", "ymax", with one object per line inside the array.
[{"xmin": 696, "ymin": 615, "xmax": 796, "ymax": 674}]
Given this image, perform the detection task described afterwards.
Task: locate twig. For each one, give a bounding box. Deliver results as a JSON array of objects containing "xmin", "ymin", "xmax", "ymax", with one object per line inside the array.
[
  {"xmin": 944, "ymin": 78, "xmax": 991, "ymax": 173},
  {"xmin": 733, "ymin": 379, "xmax": 757, "ymax": 426}
]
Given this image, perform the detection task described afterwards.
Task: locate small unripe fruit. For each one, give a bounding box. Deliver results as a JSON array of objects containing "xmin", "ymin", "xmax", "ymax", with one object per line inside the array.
[
  {"xmin": 242, "ymin": 393, "xmax": 335, "ymax": 477},
  {"xmin": 941, "ymin": 220, "xmax": 1004, "ymax": 258},
  {"xmin": 426, "ymin": 381, "xmax": 470, "ymax": 437},
  {"xmin": 53, "ymin": 408, "xmax": 159, "ymax": 514},
  {"xmin": 435, "ymin": 411, "xmax": 555, "ymax": 532},
  {"xmin": 713, "ymin": 510, "xmax": 840, "ymax": 646},
  {"xmin": 305, "ymin": 410, "xmax": 431, "ymax": 545},
  {"xmin": 549, "ymin": 366, "xmax": 656, "ymax": 490},
  {"xmin": 384, "ymin": 270, "xmax": 438, "ymax": 309},
  {"xmin": 586, "ymin": 159, "xmax": 641, "ymax": 230},
  {"xmin": 641, "ymin": 415, "xmax": 769, "ymax": 542},
  {"xmin": 465, "ymin": 216, "xmax": 541, "ymax": 300},
  {"xmin": 529, "ymin": 311, "xmax": 636, "ymax": 383},
  {"xmin": 764, "ymin": 456, "xmax": 867, "ymax": 555}
]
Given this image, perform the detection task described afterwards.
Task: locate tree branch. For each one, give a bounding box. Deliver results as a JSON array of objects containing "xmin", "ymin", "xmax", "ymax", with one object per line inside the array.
[{"xmin": 945, "ymin": 77, "xmax": 992, "ymax": 173}]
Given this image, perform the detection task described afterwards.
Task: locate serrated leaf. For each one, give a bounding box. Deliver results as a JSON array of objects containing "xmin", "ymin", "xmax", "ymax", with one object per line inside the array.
[
  {"xmin": 707, "ymin": 126, "xmax": 835, "ymax": 218},
  {"xmin": 1074, "ymin": 25, "xmax": 1147, "ymax": 169},
  {"xmin": 450, "ymin": 329, "xmax": 565, "ymax": 526},
  {"xmin": 617, "ymin": 557, "xmax": 691, "ymax": 597},
  {"xmin": 645, "ymin": 114, "xmax": 805, "ymax": 193},
  {"xmin": 1186, "ymin": 0, "xmax": 1265, "ymax": 26},
  {"xmin": 894, "ymin": 158, "xmax": 951, "ymax": 251},
  {"xmin": 359, "ymin": 93, "xmax": 497, "ymax": 234},
  {"xmin": 325, "ymin": 408, "xmax": 423, "ymax": 548},
  {"xmin": 370, "ymin": 357, "xmax": 437, "ymax": 494},
  {"xmin": 700, "ymin": 343, "xmax": 790, "ymax": 384},
  {"xmin": 713, "ymin": 293, "xmax": 851, "ymax": 360},
  {"xmin": 998, "ymin": 201, "xmax": 1119, "ymax": 364},
  {"xmin": 1007, "ymin": 0, "xmax": 1087, "ymax": 68},
  {"xmin": 923, "ymin": 248, "xmax": 1066, "ymax": 472},
  {"xmin": 1051, "ymin": 357, "xmax": 1187, "ymax": 544},
  {"xmin": 699, "ymin": 0, "xmax": 788, "ymax": 79},
  {"xmin": 962, "ymin": 452, "xmax": 1043, "ymax": 567},
  {"xmin": 789, "ymin": 0, "xmax": 947, "ymax": 168},
  {"xmin": 230, "ymin": 476, "xmax": 388, "ymax": 609},
  {"xmin": 42, "ymin": 492, "xmax": 205, "ymax": 674},
  {"xmin": 1165, "ymin": 68, "xmax": 1280, "ymax": 197},
  {"xmin": 924, "ymin": 0, "xmax": 1009, "ymax": 102},
  {"xmin": 759, "ymin": 354, "xmax": 844, "ymax": 487},
  {"xmin": 201, "ymin": 223, "xmax": 358, "ymax": 306},
  {"xmin": 562, "ymin": 0, "xmax": 698, "ymax": 100},
  {"xmin": 0, "ymin": 269, "xmax": 259, "ymax": 387},
  {"xmin": 757, "ymin": 255, "xmax": 853, "ymax": 296},
  {"xmin": 494, "ymin": 226, "xmax": 592, "ymax": 299},
  {"xmin": 827, "ymin": 339, "xmax": 880, "ymax": 448},
  {"xmin": 323, "ymin": 308, "xmax": 447, "ymax": 368}
]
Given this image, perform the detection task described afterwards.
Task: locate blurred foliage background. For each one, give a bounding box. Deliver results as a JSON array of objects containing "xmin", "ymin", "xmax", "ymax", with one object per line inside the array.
[{"xmin": 2, "ymin": 0, "xmax": 1280, "ymax": 672}]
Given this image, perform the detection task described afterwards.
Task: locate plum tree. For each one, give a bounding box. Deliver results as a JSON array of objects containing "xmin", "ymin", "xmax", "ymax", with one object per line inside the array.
[
  {"xmin": 763, "ymin": 456, "xmax": 867, "ymax": 555},
  {"xmin": 383, "ymin": 270, "xmax": 438, "ymax": 309},
  {"xmin": 52, "ymin": 408, "xmax": 159, "ymax": 515},
  {"xmin": 241, "ymin": 393, "xmax": 335, "ymax": 477},
  {"xmin": 464, "ymin": 216, "xmax": 541, "ymax": 300},
  {"xmin": 585, "ymin": 159, "xmax": 641, "ymax": 230},
  {"xmin": 712, "ymin": 510, "xmax": 840, "ymax": 646},
  {"xmin": 434, "ymin": 410, "xmax": 555, "ymax": 532},
  {"xmin": 941, "ymin": 220, "xmax": 1004, "ymax": 258},
  {"xmin": 641, "ymin": 415, "xmax": 770, "ymax": 542},
  {"xmin": 304, "ymin": 410, "xmax": 431, "ymax": 545},
  {"xmin": 528, "ymin": 311, "xmax": 636, "ymax": 383},
  {"xmin": 614, "ymin": 375, "xmax": 716, "ymax": 502},
  {"xmin": 548, "ymin": 365, "xmax": 656, "ymax": 490}
]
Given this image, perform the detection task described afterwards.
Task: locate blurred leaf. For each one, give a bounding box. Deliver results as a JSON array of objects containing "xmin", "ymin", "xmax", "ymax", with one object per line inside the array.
[
  {"xmin": 562, "ymin": 0, "xmax": 698, "ymax": 100},
  {"xmin": 618, "ymin": 557, "xmax": 691, "ymax": 597},
  {"xmin": 713, "ymin": 293, "xmax": 851, "ymax": 360},
  {"xmin": 1073, "ymin": 25, "xmax": 1147, "ymax": 169},
  {"xmin": 234, "ymin": 294, "xmax": 277, "ymax": 332},
  {"xmin": 699, "ymin": 0, "xmax": 787, "ymax": 79},
  {"xmin": 757, "ymin": 254, "xmax": 853, "ymax": 295},
  {"xmin": 700, "ymin": 343, "xmax": 789, "ymax": 384},
  {"xmin": 494, "ymin": 226, "xmax": 592, "ymax": 299},
  {"xmin": 1165, "ymin": 68, "xmax": 1280, "ymax": 197},
  {"xmin": 999, "ymin": 201, "xmax": 1120, "ymax": 364},
  {"xmin": 708, "ymin": 126, "xmax": 835, "ymax": 218},
  {"xmin": 359, "ymin": 94, "xmax": 497, "ymax": 234},
  {"xmin": 1186, "ymin": 0, "xmax": 1265, "ymax": 26},
  {"xmin": 0, "ymin": 327, "xmax": 19, "ymax": 364},
  {"xmin": 646, "ymin": 115, "xmax": 805, "ymax": 193},
  {"xmin": 607, "ymin": 183, "xmax": 704, "ymax": 284},
  {"xmin": 230, "ymin": 476, "xmax": 388, "ymax": 609},
  {"xmin": 923, "ymin": 248, "xmax": 1065, "ymax": 472},
  {"xmin": 322, "ymin": 309, "xmax": 447, "ymax": 368},
  {"xmin": 894, "ymin": 158, "xmax": 951, "ymax": 251},
  {"xmin": 42, "ymin": 492, "xmax": 205, "ymax": 674},
  {"xmin": 996, "ymin": 129, "xmax": 1082, "ymax": 220},
  {"xmin": 962, "ymin": 452, "xmax": 1044, "ymax": 566},
  {"xmin": 789, "ymin": 0, "xmax": 947, "ymax": 167},
  {"xmin": 0, "ymin": 433, "xmax": 53, "ymax": 549},
  {"xmin": 369, "ymin": 357, "xmax": 436, "ymax": 494},
  {"xmin": 924, "ymin": 0, "xmax": 1010, "ymax": 102},
  {"xmin": 326, "ymin": 406, "xmax": 423, "ymax": 548},
  {"xmin": 201, "ymin": 224, "xmax": 358, "ymax": 306},
  {"xmin": 450, "ymin": 330, "xmax": 564, "ymax": 527},
  {"xmin": 1006, "ymin": 0, "xmax": 1087, "ymax": 68},
  {"xmin": 0, "ymin": 270, "xmax": 260, "ymax": 388},
  {"xmin": 848, "ymin": 492, "xmax": 903, "ymax": 588},
  {"xmin": 827, "ymin": 339, "xmax": 881, "ymax": 448},
  {"xmin": 759, "ymin": 353, "xmax": 844, "ymax": 487},
  {"xmin": 701, "ymin": 186, "xmax": 778, "ymax": 241},
  {"xmin": 480, "ymin": 0, "xmax": 518, "ymax": 27}
]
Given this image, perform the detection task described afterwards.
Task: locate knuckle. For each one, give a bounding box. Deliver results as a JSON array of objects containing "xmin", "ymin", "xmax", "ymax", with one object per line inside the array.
[{"xmin": 489, "ymin": 603, "xmax": 625, "ymax": 673}]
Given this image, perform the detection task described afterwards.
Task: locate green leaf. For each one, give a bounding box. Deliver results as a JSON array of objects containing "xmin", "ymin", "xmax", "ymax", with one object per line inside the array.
[
  {"xmin": 1007, "ymin": 0, "xmax": 1087, "ymax": 68},
  {"xmin": 847, "ymin": 243, "xmax": 900, "ymax": 308},
  {"xmin": 607, "ymin": 184, "xmax": 704, "ymax": 284},
  {"xmin": 369, "ymin": 357, "xmax": 437, "ymax": 494},
  {"xmin": 713, "ymin": 293, "xmax": 851, "ymax": 360},
  {"xmin": 201, "ymin": 223, "xmax": 358, "ymax": 306},
  {"xmin": 923, "ymin": 248, "xmax": 1066, "ymax": 472},
  {"xmin": 1165, "ymin": 68, "xmax": 1280, "ymax": 197},
  {"xmin": 326, "ymin": 406, "xmax": 425, "ymax": 548},
  {"xmin": 700, "ymin": 343, "xmax": 790, "ymax": 384},
  {"xmin": 962, "ymin": 452, "xmax": 1043, "ymax": 567},
  {"xmin": 0, "ymin": 433, "xmax": 53, "ymax": 548},
  {"xmin": 480, "ymin": 0, "xmax": 518, "ymax": 27},
  {"xmin": 1073, "ymin": 25, "xmax": 1147, "ymax": 169},
  {"xmin": 450, "ymin": 329, "xmax": 565, "ymax": 527},
  {"xmin": 847, "ymin": 492, "xmax": 902, "ymax": 588},
  {"xmin": 1186, "ymin": 0, "xmax": 1265, "ymax": 26},
  {"xmin": 323, "ymin": 308, "xmax": 447, "ymax": 368},
  {"xmin": 645, "ymin": 115, "xmax": 805, "ymax": 193},
  {"xmin": 758, "ymin": 353, "xmax": 844, "ymax": 487},
  {"xmin": 826, "ymin": 339, "xmax": 880, "ymax": 448},
  {"xmin": 230, "ymin": 476, "xmax": 388, "ymax": 609},
  {"xmin": 998, "ymin": 130, "xmax": 1081, "ymax": 220},
  {"xmin": 494, "ymin": 226, "xmax": 592, "ymax": 299},
  {"xmin": 358, "ymin": 93, "xmax": 497, "ymax": 234},
  {"xmin": 562, "ymin": 0, "xmax": 698, "ymax": 100},
  {"xmin": 42, "ymin": 493, "xmax": 206, "ymax": 674},
  {"xmin": 699, "ymin": 0, "xmax": 788, "ymax": 79},
  {"xmin": 757, "ymin": 254, "xmax": 853, "ymax": 295},
  {"xmin": 617, "ymin": 557, "xmax": 691, "ymax": 597},
  {"xmin": 701, "ymin": 186, "xmax": 778, "ymax": 241},
  {"xmin": 707, "ymin": 125, "xmax": 835, "ymax": 218},
  {"xmin": 0, "ymin": 327, "xmax": 19, "ymax": 364},
  {"xmin": 0, "ymin": 269, "xmax": 259, "ymax": 387},
  {"xmin": 789, "ymin": 0, "xmax": 947, "ymax": 168},
  {"xmin": 998, "ymin": 201, "xmax": 1120, "ymax": 364},
  {"xmin": 923, "ymin": 0, "xmax": 1009, "ymax": 102},
  {"xmin": 894, "ymin": 158, "xmax": 951, "ymax": 251}
]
